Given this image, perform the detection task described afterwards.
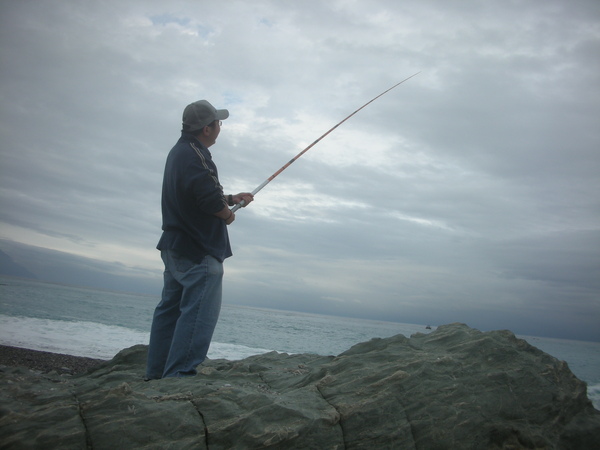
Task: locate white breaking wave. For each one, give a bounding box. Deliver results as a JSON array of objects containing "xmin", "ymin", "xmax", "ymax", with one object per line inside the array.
[
  {"xmin": 0, "ymin": 314, "xmax": 270, "ymax": 361},
  {"xmin": 587, "ymin": 383, "xmax": 600, "ymax": 411}
]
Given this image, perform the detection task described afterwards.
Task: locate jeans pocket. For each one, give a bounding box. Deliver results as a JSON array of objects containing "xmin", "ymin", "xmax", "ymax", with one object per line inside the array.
[{"xmin": 205, "ymin": 255, "xmax": 224, "ymax": 276}]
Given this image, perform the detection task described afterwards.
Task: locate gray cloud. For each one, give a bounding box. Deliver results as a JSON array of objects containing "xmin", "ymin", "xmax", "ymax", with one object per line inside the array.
[{"xmin": 1, "ymin": 0, "xmax": 599, "ymax": 341}]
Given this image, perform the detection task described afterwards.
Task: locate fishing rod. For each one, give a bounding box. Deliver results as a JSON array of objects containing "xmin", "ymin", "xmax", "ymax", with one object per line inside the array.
[{"xmin": 231, "ymin": 71, "xmax": 420, "ymax": 212}]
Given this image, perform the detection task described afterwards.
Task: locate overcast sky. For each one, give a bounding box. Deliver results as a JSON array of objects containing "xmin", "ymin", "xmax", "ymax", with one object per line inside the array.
[{"xmin": 1, "ymin": 0, "xmax": 599, "ymax": 341}]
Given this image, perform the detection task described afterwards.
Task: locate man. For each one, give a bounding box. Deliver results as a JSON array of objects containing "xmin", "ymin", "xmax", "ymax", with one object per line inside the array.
[{"xmin": 146, "ymin": 99, "xmax": 253, "ymax": 379}]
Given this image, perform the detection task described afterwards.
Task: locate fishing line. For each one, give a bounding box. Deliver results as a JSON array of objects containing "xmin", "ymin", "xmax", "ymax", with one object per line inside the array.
[{"xmin": 232, "ymin": 72, "xmax": 420, "ymax": 212}]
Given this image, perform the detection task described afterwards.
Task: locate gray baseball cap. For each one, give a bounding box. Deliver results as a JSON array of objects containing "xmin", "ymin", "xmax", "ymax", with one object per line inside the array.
[{"xmin": 182, "ymin": 100, "xmax": 229, "ymax": 132}]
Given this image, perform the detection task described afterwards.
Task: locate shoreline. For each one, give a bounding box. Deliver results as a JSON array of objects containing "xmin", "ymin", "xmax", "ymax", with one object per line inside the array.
[{"xmin": 0, "ymin": 344, "xmax": 107, "ymax": 375}]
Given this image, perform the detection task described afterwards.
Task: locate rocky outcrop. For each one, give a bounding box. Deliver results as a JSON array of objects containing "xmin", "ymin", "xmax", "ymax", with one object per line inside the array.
[{"xmin": 1, "ymin": 323, "xmax": 599, "ymax": 449}]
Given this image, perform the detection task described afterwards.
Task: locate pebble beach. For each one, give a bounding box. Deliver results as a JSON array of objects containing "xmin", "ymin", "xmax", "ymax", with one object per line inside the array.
[{"xmin": 0, "ymin": 345, "xmax": 105, "ymax": 375}]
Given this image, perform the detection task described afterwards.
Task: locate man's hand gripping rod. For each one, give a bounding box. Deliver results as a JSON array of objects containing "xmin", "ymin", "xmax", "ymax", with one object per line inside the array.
[{"xmin": 231, "ymin": 72, "xmax": 420, "ymax": 212}]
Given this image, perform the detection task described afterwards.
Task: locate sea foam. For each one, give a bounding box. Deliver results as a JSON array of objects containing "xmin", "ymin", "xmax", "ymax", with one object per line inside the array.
[{"xmin": 0, "ymin": 314, "xmax": 270, "ymax": 361}]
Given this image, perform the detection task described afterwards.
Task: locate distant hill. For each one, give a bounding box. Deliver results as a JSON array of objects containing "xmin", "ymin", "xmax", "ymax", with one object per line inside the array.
[
  {"xmin": 0, "ymin": 239, "xmax": 162, "ymax": 295},
  {"xmin": 0, "ymin": 248, "xmax": 37, "ymax": 279}
]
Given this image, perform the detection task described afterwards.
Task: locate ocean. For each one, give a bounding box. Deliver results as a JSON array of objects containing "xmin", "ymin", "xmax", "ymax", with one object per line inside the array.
[{"xmin": 1, "ymin": 275, "xmax": 598, "ymax": 410}]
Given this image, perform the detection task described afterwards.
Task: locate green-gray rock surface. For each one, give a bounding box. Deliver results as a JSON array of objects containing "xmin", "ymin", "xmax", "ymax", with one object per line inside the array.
[{"xmin": 1, "ymin": 323, "xmax": 599, "ymax": 449}]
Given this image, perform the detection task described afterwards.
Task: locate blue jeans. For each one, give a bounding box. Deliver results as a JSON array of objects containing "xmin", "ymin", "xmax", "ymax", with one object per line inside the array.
[{"xmin": 146, "ymin": 250, "xmax": 223, "ymax": 379}]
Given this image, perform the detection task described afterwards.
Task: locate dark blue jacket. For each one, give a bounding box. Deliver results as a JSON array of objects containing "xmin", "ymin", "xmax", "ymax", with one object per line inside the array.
[{"xmin": 157, "ymin": 133, "xmax": 232, "ymax": 262}]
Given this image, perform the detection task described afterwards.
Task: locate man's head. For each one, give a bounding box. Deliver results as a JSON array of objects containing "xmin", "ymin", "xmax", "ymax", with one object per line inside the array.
[
  {"xmin": 182, "ymin": 100, "xmax": 229, "ymax": 147},
  {"xmin": 182, "ymin": 100, "xmax": 229, "ymax": 134}
]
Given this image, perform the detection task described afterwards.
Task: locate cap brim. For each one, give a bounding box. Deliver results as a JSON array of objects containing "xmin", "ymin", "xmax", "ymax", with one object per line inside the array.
[{"xmin": 216, "ymin": 109, "xmax": 229, "ymax": 120}]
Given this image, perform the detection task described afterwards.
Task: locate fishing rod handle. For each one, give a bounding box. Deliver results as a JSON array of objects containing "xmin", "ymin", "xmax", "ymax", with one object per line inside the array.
[{"xmin": 229, "ymin": 179, "xmax": 269, "ymax": 213}]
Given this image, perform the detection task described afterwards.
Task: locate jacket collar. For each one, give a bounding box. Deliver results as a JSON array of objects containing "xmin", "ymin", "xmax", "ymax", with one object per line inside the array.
[{"xmin": 180, "ymin": 132, "xmax": 211, "ymax": 156}]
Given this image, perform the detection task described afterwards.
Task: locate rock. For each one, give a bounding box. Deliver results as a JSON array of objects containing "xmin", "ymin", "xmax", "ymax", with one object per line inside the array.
[{"xmin": 0, "ymin": 323, "xmax": 598, "ymax": 449}]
